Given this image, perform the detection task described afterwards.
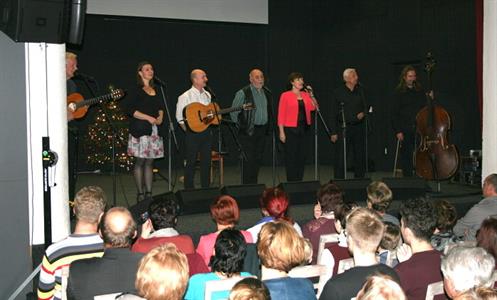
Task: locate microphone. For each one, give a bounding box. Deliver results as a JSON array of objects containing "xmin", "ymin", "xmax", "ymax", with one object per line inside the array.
[
  {"xmin": 153, "ymin": 76, "xmax": 166, "ymax": 86},
  {"xmin": 262, "ymin": 86, "xmax": 272, "ymax": 94},
  {"xmin": 204, "ymin": 85, "xmax": 217, "ymax": 99},
  {"xmin": 74, "ymin": 71, "xmax": 95, "ymax": 81},
  {"xmin": 305, "ymin": 85, "xmax": 314, "ymax": 93}
]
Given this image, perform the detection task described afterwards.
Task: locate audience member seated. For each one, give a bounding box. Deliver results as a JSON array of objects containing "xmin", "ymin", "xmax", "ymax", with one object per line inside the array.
[
  {"xmin": 394, "ymin": 197, "xmax": 442, "ymax": 300},
  {"xmin": 67, "ymin": 207, "xmax": 144, "ymax": 299},
  {"xmin": 229, "ymin": 277, "xmax": 271, "ymax": 300},
  {"xmin": 454, "ymin": 173, "xmax": 497, "ymax": 241},
  {"xmin": 185, "ymin": 229, "xmax": 252, "ymax": 300},
  {"xmin": 477, "ymin": 217, "xmax": 497, "ymax": 267},
  {"xmin": 319, "ymin": 202, "xmax": 354, "ymax": 276},
  {"xmin": 132, "ymin": 198, "xmax": 194, "ymax": 254},
  {"xmin": 258, "ymin": 221, "xmax": 316, "ymax": 300},
  {"xmin": 319, "ymin": 208, "xmax": 399, "ymax": 300},
  {"xmin": 355, "ymin": 274, "xmax": 406, "ymax": 300},
  {"xmin": 303, "ymin": 183, "xmax": 343, "ymax": 263},
  {"xmin": 377, "ymin": 222, "xmax": 401, "ymax": 267},
  {"xmin": 453, "ymin": 286, "xmax": 497, "ymax": 300},
  {"xmin": 247, "ymin": 187, "xmax": 303, "ymax": 242},
  {"xmin": 431, "ymin": 199, "xmax": 461, "ymax": 252},
  {"xmin": 441, "ymin": 244, "xmax": 495, "ymax": 299},
  {"xmin": 117, "ymin": 243, "xmax": 189, "ymax": 300},
  {"xmin": 366, "ymin": 181, "xmax": 399, "ymax": 225},
  {"xmin": 38, "ymin": 186, "xmax": 107, "ymax": 300},
  {"xmin": 196, "ymin": 195, "xmax": 253, "ymax": 268}
]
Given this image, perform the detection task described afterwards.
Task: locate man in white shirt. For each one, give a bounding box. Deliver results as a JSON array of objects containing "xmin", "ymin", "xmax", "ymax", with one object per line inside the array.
[{"xmin": 176, "ymin": 69, "xmax": 212, "ymax": 189}]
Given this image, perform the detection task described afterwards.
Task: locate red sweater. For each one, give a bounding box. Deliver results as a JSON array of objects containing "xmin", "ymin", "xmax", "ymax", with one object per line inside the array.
[{"xmin": 277, "ymin": 91, "xmax": 316, "ymax": 127}]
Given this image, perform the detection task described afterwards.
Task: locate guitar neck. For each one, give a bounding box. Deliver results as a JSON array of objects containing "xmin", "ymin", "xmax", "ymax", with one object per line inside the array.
[
  {"xmin": 216, "ymin": 105, "xmax": 245, "ymax": 115},
  {"xmin": 75, "ymin": 93, "xmax": 114, "ymax": 109}
]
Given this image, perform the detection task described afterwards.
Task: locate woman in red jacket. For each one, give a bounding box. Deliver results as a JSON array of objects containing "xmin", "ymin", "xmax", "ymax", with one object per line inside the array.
[{"xmin": 277, "ymin": 72, "xmax": 316, "ymax": 181}]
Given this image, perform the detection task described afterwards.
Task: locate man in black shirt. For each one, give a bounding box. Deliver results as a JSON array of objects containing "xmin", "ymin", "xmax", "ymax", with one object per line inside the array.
[
  {"xmin": 391, "ymin": 66, "xmax": 427, "ymax": 177},
  {"xmin": 330, "ymin": 68, "xmax": 367, "ymax": 179},
  {"xmin": 66, "ymin": 52, "xmax": 79, "ymax": 200}
]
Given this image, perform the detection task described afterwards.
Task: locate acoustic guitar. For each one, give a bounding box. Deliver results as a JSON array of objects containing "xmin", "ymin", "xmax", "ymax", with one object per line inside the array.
[
  {"xmin": 67, "ymin": 88, "xmax": 125, "ymax": 119},
  {"xmin": 183, "ymin": 102, "xmax": 254, "ymax": 133}
]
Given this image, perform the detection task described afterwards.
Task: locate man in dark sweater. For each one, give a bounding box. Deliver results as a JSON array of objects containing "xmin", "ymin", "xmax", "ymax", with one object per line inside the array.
[
  {"xmin": 319, "ymin": 207, "xmax": 399, "ymax": 300},
  {"xmin": 395, "ymin": 197, "xmax": 442, "ymax": 300}
]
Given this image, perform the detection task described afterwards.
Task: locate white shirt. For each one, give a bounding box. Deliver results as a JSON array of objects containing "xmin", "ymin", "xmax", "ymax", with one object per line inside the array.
[{"xmin": 176, "ymin": 86, "xmax": 211, "ymax": 124}]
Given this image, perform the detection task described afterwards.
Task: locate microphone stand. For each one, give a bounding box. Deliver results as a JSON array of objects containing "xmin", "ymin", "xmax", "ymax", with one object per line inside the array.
[
  {"xmin": 223, "ymin": 118, "xmax": 248, "ymax": 184},
  {"xmin": 308, "ymin": 89, "xmax": 332, "ymax": 181},
  {"xmin": 340, "ymin": 102, "xmax": 348, "ymax": 179},
  {"xmin": 207, "ymin": 86, "xmax": 225, "ymax": 186},
  {"xmin": 263, "ymin": 86, "xmax": 277, "ymax": 187},
  {"xmin": 155, "ymin": 78, "xmax": 178, "ymax": 192}
]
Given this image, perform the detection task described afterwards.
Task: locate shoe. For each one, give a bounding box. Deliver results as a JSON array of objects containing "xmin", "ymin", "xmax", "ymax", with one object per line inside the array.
[
  {"xmin": 145, "ymin": 192, "xmax": 153, "ymax": 201},
  {"xmin": 136, "ymin": 192, "xmax": 144, "ymax": 203}
]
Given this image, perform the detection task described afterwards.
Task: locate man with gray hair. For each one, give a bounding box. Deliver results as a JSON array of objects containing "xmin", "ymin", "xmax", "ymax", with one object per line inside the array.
[
  {"xmin": 441, "ymin": 245, "xmax": 495, "ymax": 299},
  {"xmin": 330, "ymin": 68, "xmax": 368, "ymax": 179}
]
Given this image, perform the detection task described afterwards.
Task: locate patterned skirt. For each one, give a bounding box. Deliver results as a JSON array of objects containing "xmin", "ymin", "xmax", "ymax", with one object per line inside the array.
[{"xmin": 127, "ymin": 125, "xmax": 164, "ymax": 159}]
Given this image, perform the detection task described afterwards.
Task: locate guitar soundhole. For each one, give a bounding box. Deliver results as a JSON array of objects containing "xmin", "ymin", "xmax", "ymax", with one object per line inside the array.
[{"xmin": 68, "ymin": 102, "xmax": 77, "ymax": 112}]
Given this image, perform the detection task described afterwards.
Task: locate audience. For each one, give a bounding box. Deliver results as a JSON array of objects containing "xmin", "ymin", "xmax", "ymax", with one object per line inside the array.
[
  {"xmin": 38, "ymin": 186, "xmax": 107, "ymax": 300},
  {"xmin": 394, "ymin": 197, "xmax": 442, "ymax": 300},
  {"xmin": 453, "ymin": 287, "xmax": 497, "ymax": 300},
  {"xmin": 67, "ymin": 207, "xmax": 144, "ymax": 299},
  {"xmin": 366, "ymin": 181, "xmax": 399, "ymax": 225},
  {"xmin": 118, "ymin": 243, "xmax": 189, "ymax": 300},
  {"xmin": 355, "ymin": 274, "xmax": 406, "ymax": 300},
  {"xmin": 258, "ymin": 221, "xmax": 315, "ymax": 300},
  {"xmin": 441, "ymin": 244, "xmax": 495, "ymax": 299},
  {"xmin": 319, "ymin": 207, "xmax": 399, "ymax": 300},
  {"xmin": 229, "ymin": 277, "xmax": 271, "ymax": 300},
  {"xmin": 431, "ymin": 199, "xmax": 461, "ymax": 251},
  {"xmin": 247, "ymin": 187, "xmax": 302, "ymax": 242},
  {"xmin": 196, "ymin": 195, "xmax": 253, "ymax": 267},
  {"xmin": 454, "ymin": 174, "xmax": 497, "ymax": 240},
  {"xmin": 303, "ymin": 183, "xmax": 343, "ymax": 263},
  {"xmin": 377, "ymin": 222, "xmax": 401, "ymax": 267},
  {"xmin": 185, "ymin": 229, "xmax": 252, "ymax": 300},
  {"xmin": 476, "ymin": 217, "xmax": 497, "ymax": 266}
]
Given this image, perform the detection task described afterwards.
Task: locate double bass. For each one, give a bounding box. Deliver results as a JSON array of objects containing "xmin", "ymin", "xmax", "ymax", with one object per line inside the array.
[{"xmin": 414, "ymin": 53, "xmax": 459, "ymax": 180}]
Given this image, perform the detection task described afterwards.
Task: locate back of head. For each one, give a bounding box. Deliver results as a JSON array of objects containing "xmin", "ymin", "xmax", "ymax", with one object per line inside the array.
[
  {"xmin": 477, "ymin": 217, "xmax": 497, "ymax": 260},
  {"xmin": 74, "ymin": 186, "xmax": 107, "ymax": 224},
  {"xmin": 400, "ymin": 197, "xmax": 437, "ymax": 242},
  {"xmin": 346, "ymin": 208, "xmax": 385, "ymax": 254},
  {"xmin": 100, "ymin": 207, "xmax": 137, "ymax": 248},
  {"xmin": 229, "ymin": 277, "xmax": 271, "ymax": 300},
  {"xmin": 136, "ymin": 243, "xmax": 189, "ymax": 300},
  {"xmin": 454, "ymin": 287, "xmax": 497, "ymax": 300},
  {"xmin": 257, "ymin": 221, "xmax": 306, "ymax": 272},
  {"xmin": 434, "ymin": 199, "xmax": 458, "ymax": 232},
  {"xmin": 380, "ymin": 222, "xmax": 401, "ymax": 251},
  {"xmin": 334, "ymin": 202, "xmax": 356, "ymax": 230},
  {"xmin": 356, "ymin": 274, "xmax": 406, "ymax": 300},
  {"xmin": 367, "ymin": 181, "xmax": 393, "ymax": 213},
  {"xmin": 259, "ymin": 187, "xmax": 291, "ymax": 222},
  {"xmin": 210, "ymin": 228, "xmax": 247, "ymax": 276},
  {"xmin": 149, "ymin": 198, "xmax": 179, "ymax": 230},
  {"xmin": 441, "ymin": 245, "xmax": 495, "ymax": 296},
  {"xmin": 484, "ymin": 174, "xmax": 497, "ymax": 196},
  {"xmin": 211, "ymin": 195, "xmax": 240, "ymax": 226},
  {"xmin": 318, "ymin": 183, "xmax": 344, "ymax": 214}
]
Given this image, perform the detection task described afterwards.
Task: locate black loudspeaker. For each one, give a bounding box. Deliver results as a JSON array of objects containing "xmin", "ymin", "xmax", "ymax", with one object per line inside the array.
[
  {"xmin": 175, "ymin": 187, "xmax": 220, "ymax": 215},
  {"xmin": 129, "ymin": 192, "xmax": 177, "ymax": 225},
  {"xmin": 331, "ymin": 178, "xmax": 372, "ymax": 203},
  {"xmin": 66, "ymin": 0, "xmax": 86, "ymax": 44},
  {"xmin": 278, "ymin": 181, "xmax": 321, "ymax": 205},
  {"xmin": 221, "ymin": 184, "xmax": 266, "ymax": 210},
  {"xmin": 0, "ymin": 0, "xmax": 68, "ymax": 43},
  {"xmin": 382, "ymin": 177, "xmax": 428, "ymax": 201}
]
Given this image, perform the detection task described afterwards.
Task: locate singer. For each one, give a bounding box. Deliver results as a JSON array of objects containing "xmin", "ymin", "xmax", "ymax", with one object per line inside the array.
[
  {"xmin": 391, "ymin": 65, "xmax": 427, "ymax": 177},
  {"xmin": 176, "ymin": 69, "xmax": 212, "ymax": 189},
  {"xmin": 123, "ymin": 61, "xmax": 165, "ymax": 202},
  {"xmin": 230, "ymin": 69, "xmax": 272, "ymax": 184},
  {"xmin": 330, "ymin": 68, "xmax": 367, "ymax": 179},
  {"xmin": 278, "ymin": 72, "xmax": 316, "ymax": 182},
  {"xmin": 66, "ymin": 52, "xmax": 80, "ymax": 200}
]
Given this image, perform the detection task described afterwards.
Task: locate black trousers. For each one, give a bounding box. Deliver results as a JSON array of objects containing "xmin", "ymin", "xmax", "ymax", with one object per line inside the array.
[
  {"xmin": 184, "ymin": 128, "xmax": 212, "ymax": 189},
  {"xmin": 284, "ymin": 126, "xmax": 310, "ymax": 182},
  {"xmin": 68, "ymin": 127, "xmax": 79, "ymax": 200},
  {"xmin": 334, "ymin": 122, "xmax": 366, "ymax": 179},
  {"xmin": 399, "ymin": 130, "xmax": 415, "ymax": 177},
  {"xmin": 240, "ymin": 125, "xmax": 267, "ymax": 184}
]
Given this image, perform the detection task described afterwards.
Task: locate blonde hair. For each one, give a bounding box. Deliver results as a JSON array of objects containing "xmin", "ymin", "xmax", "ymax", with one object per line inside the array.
[
  {"xmin": 66, "ymin": 52, "xmax": 77, "ymax": 60},
  {"xmin": 229, "ymin": 277, "xmax": 270, "ymax": 300},
  {"xmin": 367, "ymin": 181, "xmax": 393, "ymax": 213},
  {"xmin": 73, "ymin": 186, "xmax": 106, "ymax": 223},
  {"xmin": 356, "ymin": 275, "xmax": 406, "ymax": 300},
  {"xmin": 346, "ymin": 208, "xmax": 385, "ymax": 253},
  {"xmin": 136, "ymin": 244, "xmax": 189, "ymax": 300},
  {"xmin": 257, "ymin": 221, "xmax": 307, "ymax": 272}
]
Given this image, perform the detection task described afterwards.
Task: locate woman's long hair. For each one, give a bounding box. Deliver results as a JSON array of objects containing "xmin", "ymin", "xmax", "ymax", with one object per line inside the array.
[{"xmin": 396, "ymin": 65, "xmax": 422, "ymax": 92}]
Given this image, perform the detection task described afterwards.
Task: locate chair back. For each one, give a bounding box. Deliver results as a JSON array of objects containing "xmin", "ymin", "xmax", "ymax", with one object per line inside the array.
[
  {"xmin": 425, "ymin": 281, "xmax": 444, "ymax": 300},
  {"xmin": 204, "ymin": 276, "xmax": 256, "ymax": 300},
  {"xmin": 289, "ymin": 264, "xmax": 328, "ymax": 297},
  {"xmin": 61, "ymin": 265, "xmax": 70, "ymax": 300},
  {"xmin": 317, "ymin": 233, "xmax": 340, "ymax": 264},
  {"xmin": 337, "ymin": 257, "xmax": 354, "ymax": 274}
]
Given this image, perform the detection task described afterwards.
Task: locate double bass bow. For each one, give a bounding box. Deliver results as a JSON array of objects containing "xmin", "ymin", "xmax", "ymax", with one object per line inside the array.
[{"xmin": 414, "ymin": 53, "xmax": 459, "ymax": 180}]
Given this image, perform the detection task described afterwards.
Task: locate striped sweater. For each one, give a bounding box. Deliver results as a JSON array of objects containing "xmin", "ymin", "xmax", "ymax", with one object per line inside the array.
[{"xmin": 37, "ymin": 233, "xmax": 104, "ymax": 300}]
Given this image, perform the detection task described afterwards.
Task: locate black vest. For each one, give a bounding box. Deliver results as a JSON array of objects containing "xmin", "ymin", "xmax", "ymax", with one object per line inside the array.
[{"xmin": 238, "ymin": 85, "xmax": 273, "ymax": 136}]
